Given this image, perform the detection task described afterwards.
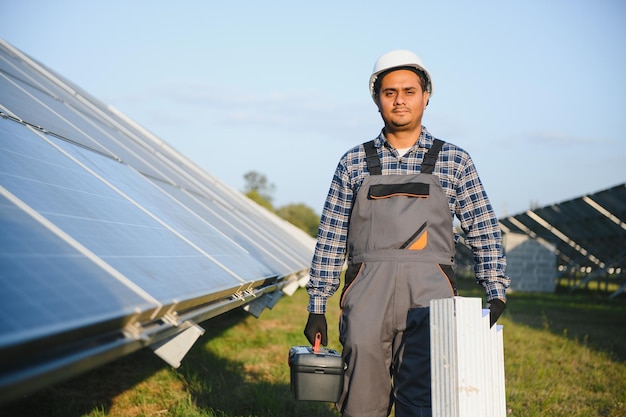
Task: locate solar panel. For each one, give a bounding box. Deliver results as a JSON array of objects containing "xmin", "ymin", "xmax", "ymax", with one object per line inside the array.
[
  {"xmin": 0, "ymin": 38, "xmax": 315, "ymax": 403},
  {"xmin": 0, "ymin": 192, "xmax": 159, "ymax": 343}
]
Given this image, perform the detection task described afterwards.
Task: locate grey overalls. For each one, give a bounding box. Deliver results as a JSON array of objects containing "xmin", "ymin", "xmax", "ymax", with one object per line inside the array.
[{"xmin": 338, "ymin": 139, "xmax": 458, "ymax": 417}]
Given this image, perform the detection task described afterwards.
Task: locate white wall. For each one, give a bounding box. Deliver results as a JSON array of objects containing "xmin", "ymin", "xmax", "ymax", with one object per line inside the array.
[{"xmin": 504, "ymin": 232, "xmax": 557, "ymax": 293}]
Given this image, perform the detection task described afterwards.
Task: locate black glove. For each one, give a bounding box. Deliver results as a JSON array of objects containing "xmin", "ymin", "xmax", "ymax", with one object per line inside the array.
[
  {"xmin": 487, "ymin": 298, "xmax": 506, "ymax": 327},
  {"xmin": 304, "ymin": 313, "xmax": 328, "ymax": 346}
]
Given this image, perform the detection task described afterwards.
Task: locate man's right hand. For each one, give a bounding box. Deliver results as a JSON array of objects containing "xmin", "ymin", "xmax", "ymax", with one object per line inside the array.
[{"xmin": 304, "ymin": 313, "xmax": 328, "ymax": 346}]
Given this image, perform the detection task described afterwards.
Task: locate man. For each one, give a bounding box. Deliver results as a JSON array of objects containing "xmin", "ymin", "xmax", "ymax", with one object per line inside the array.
[{"xmin": 304, "ymin": 50, "xmax": 510, "ymax": 417}]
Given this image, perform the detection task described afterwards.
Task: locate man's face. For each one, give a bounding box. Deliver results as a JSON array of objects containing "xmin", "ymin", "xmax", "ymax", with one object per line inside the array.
[{"xmin": 375, "ymin": 69, "xmax": 430, "ymax": 133}]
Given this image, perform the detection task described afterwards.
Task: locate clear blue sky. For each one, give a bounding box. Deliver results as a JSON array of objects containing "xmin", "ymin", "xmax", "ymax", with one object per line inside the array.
[{"xmin": 1, "ymin": 0, "xmax": 625, "ymax": 217}]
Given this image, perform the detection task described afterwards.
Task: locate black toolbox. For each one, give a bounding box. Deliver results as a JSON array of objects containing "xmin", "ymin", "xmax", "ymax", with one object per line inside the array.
[{"xmin": 288, "ymin": 344, "xmax": 344, "ymax": 402}]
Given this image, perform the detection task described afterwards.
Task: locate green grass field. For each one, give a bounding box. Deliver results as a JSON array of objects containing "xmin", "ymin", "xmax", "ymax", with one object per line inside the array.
[{"xmin": 2, "ymin": 278, "xmax": 625, "ymax": 417}]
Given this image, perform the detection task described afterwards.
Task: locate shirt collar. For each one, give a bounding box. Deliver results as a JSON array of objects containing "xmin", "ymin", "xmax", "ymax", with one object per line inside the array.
[{"xmin": 375, "ymin": 126, "xmax": 434, "ymax": 150}]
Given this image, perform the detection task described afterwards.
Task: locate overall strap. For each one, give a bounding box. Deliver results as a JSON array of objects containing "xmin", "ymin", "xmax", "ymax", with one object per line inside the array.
[
  {"xmin": 363, "ymin": 140, "xmax": 382, "ymax": 175},
  {"xmin": 421, "ymin": 139, "xmax": 444, "ymax": 174}
]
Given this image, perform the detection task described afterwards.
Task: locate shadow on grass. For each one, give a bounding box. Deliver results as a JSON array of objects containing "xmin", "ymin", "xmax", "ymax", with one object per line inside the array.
[
  {"xmin": 457, "ymin": 277, "xmax": 626, "ymax": 363},
  {"xmin": 0, "ymin": 346, "xmax": 168, "ymax": 417},
  {"xmin": 0, "ymin": 308, "xmax": 339, "ymax": 417}
]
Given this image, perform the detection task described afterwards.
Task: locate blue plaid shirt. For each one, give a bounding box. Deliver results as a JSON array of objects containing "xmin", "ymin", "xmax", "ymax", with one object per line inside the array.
[{"xmin": 307, "ymin": 126, "xmax": 510, "ymax": 314}]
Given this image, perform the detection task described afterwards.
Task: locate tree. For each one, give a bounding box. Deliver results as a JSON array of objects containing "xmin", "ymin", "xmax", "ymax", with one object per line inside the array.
[
  {"xmin": 245, "ymin": 189, "xmax": 274, "ymax": 211},
  {"xmin": 275, "ymin": 203, "xmax": 320, "ymax": 238},
  {"xmin": 243, "ymin": 171, "xmax": 275, "ymax": 211},
  {"xmin": 243, "ymin": 171, "xmax": 275, "ymax": 204},
  {"xmin": 242, "ymin": 171, "xmax": 320, "ymax": 237}
]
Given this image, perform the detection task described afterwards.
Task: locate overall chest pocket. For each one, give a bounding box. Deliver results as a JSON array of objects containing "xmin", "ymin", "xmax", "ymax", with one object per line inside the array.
[{"xmin": 367, "ymin": 182, "xmax": 430, "ymax": 199}]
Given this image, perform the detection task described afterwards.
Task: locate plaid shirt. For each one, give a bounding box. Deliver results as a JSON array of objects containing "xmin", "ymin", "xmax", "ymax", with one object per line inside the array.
[{"xmin": 307, "ymin": 126, "xmax": 510, "ymax": 314}]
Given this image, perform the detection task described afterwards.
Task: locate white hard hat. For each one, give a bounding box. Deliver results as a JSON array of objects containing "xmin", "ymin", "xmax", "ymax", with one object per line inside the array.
[{"xmin": 369, "ymin": 50, "xmax": 433, "ymax": 100}]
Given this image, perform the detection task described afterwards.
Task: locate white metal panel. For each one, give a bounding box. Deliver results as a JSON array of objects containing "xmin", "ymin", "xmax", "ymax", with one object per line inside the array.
[{"xmin": 430, "ymin": 297, "xmax": 506, "ymax": 417}]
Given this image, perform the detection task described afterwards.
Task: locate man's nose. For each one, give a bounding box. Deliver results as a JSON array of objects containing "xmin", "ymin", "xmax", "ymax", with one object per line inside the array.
[{"xmin": 394, "ymin": 93, "xmax": 406, "ymax": 104}]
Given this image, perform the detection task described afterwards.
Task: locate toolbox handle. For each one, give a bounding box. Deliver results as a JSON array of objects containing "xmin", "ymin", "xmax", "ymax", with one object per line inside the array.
[{"xmin": 313, "ymin": 332, "xmax": 321, "ymax": 353}]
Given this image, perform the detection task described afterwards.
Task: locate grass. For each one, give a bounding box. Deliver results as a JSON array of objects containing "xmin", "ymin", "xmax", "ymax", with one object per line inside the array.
[{"xmin": 1, "ymin": 278, "xmax": 626, "ymax": 417}]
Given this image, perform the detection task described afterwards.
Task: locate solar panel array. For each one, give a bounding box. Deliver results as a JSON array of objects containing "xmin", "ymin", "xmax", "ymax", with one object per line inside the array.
[
  {"xmin": 0, "ymin": 39, "xmax": 315, "ymax": 403},
  {"xmin": 499, "ymin": 182, "xmax": 626, "ymax": 295}
]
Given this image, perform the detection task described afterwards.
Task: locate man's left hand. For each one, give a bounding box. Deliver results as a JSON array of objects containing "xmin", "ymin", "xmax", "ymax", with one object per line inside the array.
[{"xmin": 487, "ymin": 298, "xmax": 506, "ymax": 327}]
